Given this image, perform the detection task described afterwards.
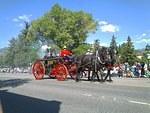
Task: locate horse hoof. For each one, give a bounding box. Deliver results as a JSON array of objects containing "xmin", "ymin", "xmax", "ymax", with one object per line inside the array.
[
  {"xmin": 100, "ymin": 80, "xmax": 105, "ymax": 82},
  {"xmin": 75, "ymin": 78, "xmax": 79, "ymax": 82},
  {"xmin": 107, "ymin": 79, "xmax": 113, "ymax": 82},
  {"xmin": 87, "ymin": 78, "xmax": 91, "ymax": 81}
]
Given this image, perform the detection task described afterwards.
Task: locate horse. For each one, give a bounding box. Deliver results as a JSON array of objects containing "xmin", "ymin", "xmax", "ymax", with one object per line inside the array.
[
  {"xmin": 103, "ymin": 47, "xmax": 117, "ymax": 81},
  {"xmin": 75, "ymin": 46, "xmax": 112, "ymax": 82}
]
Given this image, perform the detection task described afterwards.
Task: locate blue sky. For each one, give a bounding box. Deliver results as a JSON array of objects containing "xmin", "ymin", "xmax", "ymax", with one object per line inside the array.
[{"xmin": 0, "ymin": 0, "xmax": 150, "ymax": 49}]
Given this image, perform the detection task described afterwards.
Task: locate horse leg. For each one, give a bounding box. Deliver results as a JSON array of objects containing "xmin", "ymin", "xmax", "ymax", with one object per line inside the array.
[
  {"xmin": 99, "ymin": 69, "xmax": 104, "ymax": 82},
  {"xmin": 91, "ymin": 71, "xmax": 95, "ymax": 81},
  {"xmin": 108, "ymin": 69, "xmax": 113, "ymax": 81},
  {"xmin": 76, "ymin": 66, "xmax": 81, "ymax": 82},
  {"xmin": 96, "ymin": 71, "xmax": 100, "ymax": 81},
  {"xmin": 105, "ymin": 69, "xmax": 112, "ymax": 82},
  {"xmin": 92, "ymin": 70, "xmax": 99, "ymax": 82},
  {"xmin": 104, "ymin": 70, "xmax": 109, "ymax": 81},
  {"xmin": 87, "ymin": 70, "xmax": 91, "ymax": 81}
]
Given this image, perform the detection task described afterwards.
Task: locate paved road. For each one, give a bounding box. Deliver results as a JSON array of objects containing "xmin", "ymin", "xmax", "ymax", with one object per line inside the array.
[{"xmin": 0, "ymin": 73, "xmax": 150, "ymax": 113}]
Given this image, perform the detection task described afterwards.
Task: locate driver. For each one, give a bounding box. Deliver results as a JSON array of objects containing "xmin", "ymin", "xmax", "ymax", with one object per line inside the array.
[
  {"xmin": 60, "ymin": 45, "xmax": 72, "ymax": 57},
  {"xmin": 59, "ymin": 46, "xmax": 73, "ymax": 62}
]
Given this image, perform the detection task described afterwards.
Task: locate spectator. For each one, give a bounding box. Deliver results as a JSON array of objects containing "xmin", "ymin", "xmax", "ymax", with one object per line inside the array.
[
  {"xmin": 145, "ymin": 68, "xmax": 150, "ymax": 78},
  {"xmin": 141, "ymin": 62, "xmax": 145, "ymax": 77}
]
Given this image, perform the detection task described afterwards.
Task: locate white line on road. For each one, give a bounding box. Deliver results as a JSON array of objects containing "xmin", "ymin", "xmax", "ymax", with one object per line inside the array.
[
  {"xmin": 82, "ymin": 93, "xmax": 92, "ymax": 97},
  {"xmin": 113, "ymin": 97, "xmax": 117, "ymax": 101},
  {"xmin": 128, "ymin": 100, "xmax": 150, "ymax": 106},
  {"xmin": 101, "ymin": 96, "xmax": 105, "ymax": 99}
]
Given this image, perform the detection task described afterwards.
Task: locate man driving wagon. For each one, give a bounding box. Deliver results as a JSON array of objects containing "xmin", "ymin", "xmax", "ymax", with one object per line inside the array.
[{"xmin": 59, "ymin": 45, "xmax": 73, "ymax": 63}]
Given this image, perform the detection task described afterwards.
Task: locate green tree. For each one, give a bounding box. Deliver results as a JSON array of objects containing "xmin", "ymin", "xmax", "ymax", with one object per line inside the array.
[
  {"xmin": 119, "ymin": 36, "xmax": 137, "ymax": 65},
  {"xmin": 0, "ymin": 48, "xmax": 8, "ymax": 67},
  {"xmin": 143, "ymin": 44, "xmax": 150, "ymax": 67},
  {"xmin": 110, "ymin": 35, "xmax": 118, "ymax": 63},
  {"xmin": 5, "ymin": 22, "xmax": 38, "ymax": 68},
  {"xmin": 110, "ymin": 35, "xmax": 118, "ymax": 52},
  {"xmin": 5, "ymin": 38, "xmax": 17, "ymax": 67},
  {"xmin": 27, "ymin": 4, "xmax": 97, "ymax": 50},
  {"xmin": 73, "ymin": 43, "xmax": 91, "ymax": 55}
]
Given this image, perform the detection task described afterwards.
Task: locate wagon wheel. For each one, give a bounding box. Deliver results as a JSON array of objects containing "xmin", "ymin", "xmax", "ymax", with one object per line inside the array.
[
  {"xmin": 32, "ymin": 60, "xmax": 45, "ymax": 80},
  {"xmin": 54, "ymin": 64, "xmax": 68, "ymax": 81}
]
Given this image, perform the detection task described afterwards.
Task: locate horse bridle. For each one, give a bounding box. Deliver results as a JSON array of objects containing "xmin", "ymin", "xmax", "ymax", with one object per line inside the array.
[{"xmin": 96, "ymin": 50, "xmax": 105, "ymax": 65}]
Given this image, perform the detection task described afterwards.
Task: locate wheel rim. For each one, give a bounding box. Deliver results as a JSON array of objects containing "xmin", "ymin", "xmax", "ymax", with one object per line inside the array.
[
  {"xmin": 32, "ymin": 60, "xmax": 45, "ymax": 80},
  {"xmin": 55, "ymin": 64, "xmax": 68, "ymax": 81}
]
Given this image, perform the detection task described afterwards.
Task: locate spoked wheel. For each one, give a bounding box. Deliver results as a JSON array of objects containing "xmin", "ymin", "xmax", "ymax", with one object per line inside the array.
[
  {"xmin": 32, "ymin": 60, "xmax": 45, "ymax": 80},
  {"xmin": 54, "ymin": 64, "xmax": 68, "ymax": 81}
]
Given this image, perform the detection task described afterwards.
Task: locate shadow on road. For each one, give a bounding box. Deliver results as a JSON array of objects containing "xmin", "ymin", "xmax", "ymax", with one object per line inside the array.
[
  {"xmin": 0, "ymin": 79, "xmax": 31, "ymax": 88},
  {"xmin": 0, "ymin": 90, "xmax": 61, "ymax": 113}
]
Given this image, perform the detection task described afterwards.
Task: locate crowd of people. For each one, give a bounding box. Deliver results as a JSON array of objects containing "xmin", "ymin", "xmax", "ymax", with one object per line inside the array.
[{"xmin": 112, "ymin": 62, "xmax": 150, "ymax": 78}]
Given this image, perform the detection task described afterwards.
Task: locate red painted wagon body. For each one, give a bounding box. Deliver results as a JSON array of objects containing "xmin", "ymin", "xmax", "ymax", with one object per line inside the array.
[{"xmin": 32, "ymin": 57, "xmax": 77, "ymax": 81}]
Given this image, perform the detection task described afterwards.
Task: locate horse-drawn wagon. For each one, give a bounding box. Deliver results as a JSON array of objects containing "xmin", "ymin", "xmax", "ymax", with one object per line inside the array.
[
  {"xmin": 32, "ymin": 56, "xmax": 77, "ymax": 81},
  {"xmin": 32, "ymin": 46, "xmax": 117, "ymax": 82}
]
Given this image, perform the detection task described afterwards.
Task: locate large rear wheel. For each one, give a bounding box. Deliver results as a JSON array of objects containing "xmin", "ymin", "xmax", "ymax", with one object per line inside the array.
[
  {"xmin": 32, "ymin": 60, "xmax": 45, "ymax": 80},
  {"xmin": 54, "ymin": 64, "xmax": 68, "ymax": 81}
]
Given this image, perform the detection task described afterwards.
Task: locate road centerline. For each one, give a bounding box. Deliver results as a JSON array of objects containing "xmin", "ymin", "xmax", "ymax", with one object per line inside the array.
[{"xmin": 128, "ymin": 100, "xmax": 150, "ymax": 106}]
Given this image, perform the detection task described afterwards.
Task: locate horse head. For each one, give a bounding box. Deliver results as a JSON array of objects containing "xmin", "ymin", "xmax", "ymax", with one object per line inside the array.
[
  {"xmin": 97, "ymin": 47, "xmax": 111, "ymax": 64},
  {"xmin": 109, "ymin": 47, "xmax": 117, "ymax": 65}
]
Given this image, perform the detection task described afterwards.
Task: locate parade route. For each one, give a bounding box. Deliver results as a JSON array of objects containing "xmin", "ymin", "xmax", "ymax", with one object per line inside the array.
[{"xmin": 0, "ymin": 73, "xmax": 150, "ymax": 113}]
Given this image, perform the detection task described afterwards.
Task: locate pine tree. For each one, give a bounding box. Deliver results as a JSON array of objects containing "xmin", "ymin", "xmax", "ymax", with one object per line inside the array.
[
  {"xmin": 119, "ymin": 36, "xmax": 137, "ymax": 65},
  {"xmin": 110, "ymin": 35, "xmax": 118, "ymax": 53},
  {"xmin": 110, "ymin": 35, "xmax": 118, "ymax": 63}
]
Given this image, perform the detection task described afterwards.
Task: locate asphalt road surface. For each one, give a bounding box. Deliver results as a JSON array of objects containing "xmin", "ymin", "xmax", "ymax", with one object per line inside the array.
[{"xmin": 0, "ymin": 73, "xmax": 150, "ymax": 113}]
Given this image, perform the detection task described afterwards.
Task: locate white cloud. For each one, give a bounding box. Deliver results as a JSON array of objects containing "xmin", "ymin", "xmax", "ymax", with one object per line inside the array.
[
  {"xmin": 12, "ymin": 14, "xmax": 32, "ymax": 27},
  {"xmin": 98, "ymin": 20, "xmax": 119, "ymax": 33},
  {"xmin": 98, "ymin": 21, "xmax": 108, "ymax": 25},
  {"xmin": 137, "ymin": 33, "xmax": 147, "ymax": 39},
  {"xmin": 12, "ymin": 18, "xmax": 19, "ymax": 22},
  {"xmin": 135, "ymin": 38, "xmax": 150, "ymax": 44},
  {"xmin": 19, "ymin": 23, "xmax": 24, "ymax": 27},
  {"xmin": 100, "ymin": 24, "xmax": 119, "ymax": 32},
  {"xmin": 18, "ymin": 14, "xmax": 32, "ymax": 22},
  {"xmin": 135, "ymin": 32, "xmax": 149, "ymax": 41},
  {"xmin": 142, "ymin": 33, "xmax": 146, "ymax": 37},
  {"xmin": 13, "ymin": 14, "xmax": 32, "ymax": 22}
]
